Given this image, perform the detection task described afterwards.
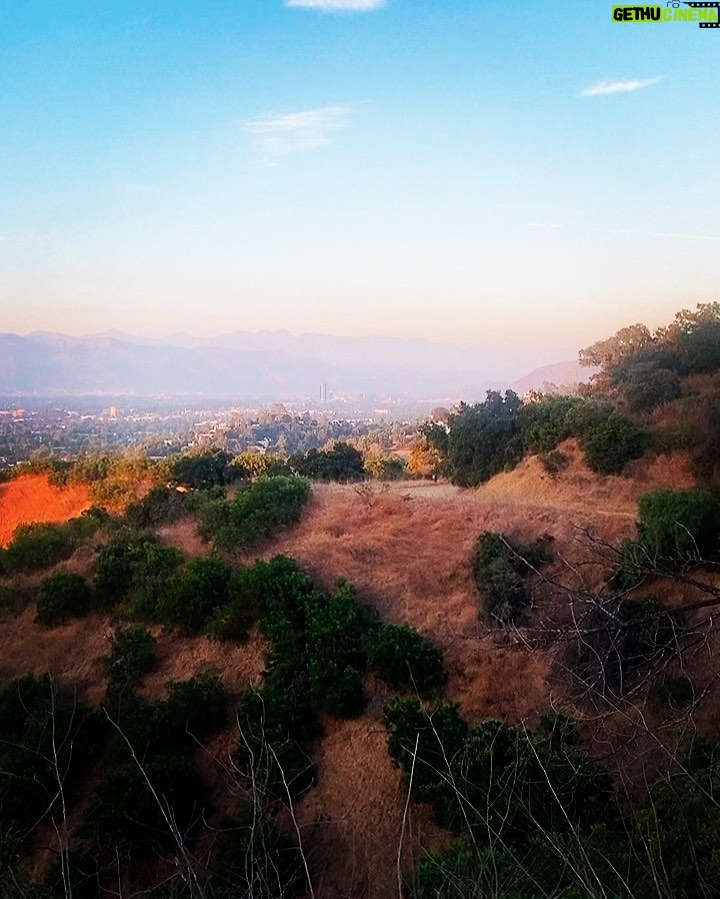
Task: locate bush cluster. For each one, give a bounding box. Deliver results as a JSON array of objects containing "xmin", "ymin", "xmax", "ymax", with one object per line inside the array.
[
  {"xmin": 124, "ymin": 484, "xmax": 190, "ymax": 528},
  {"xmin": 104, "ymin": 624, "xmax": 157, "ymax": 707},
  {"xmin": 414, "ymin": 827, "xmax": 629, "ymax": 899},
  {"xmin": 169, "ymin": 450, "xmax": 238, "ymax": 490},
  {"xmin": 235, "ymin": 556, "xmax": 447, "ymax": 800},
  {"xmin": 0, "ymin": 675, "xmax": 101, "ymax": 833},
  {"xmin": 155, "ymin": 555, "xmax": 235, "ymax": 634},
  {"xmin": 86, "ymin": 670, "xmax": 228, "ymax": 855},
  {"xmin": 637, "ymin": 487, "xmax": 720, "ymax": 562},
  {"xmin": 94, "ymin": 527, "xmax": 184, "ymax": 609},
  {"xmin": 635, "ymin": 737, "xmax": 720, "ymax": 898},
  {"xmin": 367, "ymin": 623, "xmax": 446, "ymax": 695},
  {"xmin": 611, "ymin": 487, "xmax": 720, "ymax": 589},
  {"xmin": 0, "ymin": 663, "xmax": 301, "ymax": 898},
  {"xmin": 289, "ymin": 442, "xmax": 366, "ymax": 481},
  {"xmin": 35, "ymin": 571, "xmax": 93, "ymax": 626},
  {"xmin": 2, "ymin": 512, "xmax": 102, "ymax": 574},
  {"xmin": 198, "ymin": 475, "xmax": 311, "ymax": 551},
  {"xmin": 425, "ymin": 392, "xmax": 648, "ymax": 486},
  {"xmin": 384, "ymin": 698, "xmax": 616, "ymax": 842},
  {"xmin": 472, "ymin": 531, "xmax": 553, "ymax": 623},
  {"xmin": 580, "ymin": 410, "xmax": 647, "ymax": 475}
]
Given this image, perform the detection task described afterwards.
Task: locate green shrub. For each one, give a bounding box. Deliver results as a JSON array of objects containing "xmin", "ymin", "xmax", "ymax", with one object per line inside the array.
[
  {"xmin": 105, "ymin": 625, "xmax": 157, "ymax": 706},
  {"xmin": 537, "ymin": 711, "xmax": 578, "ymax": 751},
  {"xmin": 165, "ymin": 670, "xmax": 228, "ymax": 740},
  {"xmin": 91, "ymin": 675, "xmax": 227, "ymax": 855},
  {"xmin": 636, "ymin": 487, "xmax": 720, "ymax": 563},
  {"xmin": 363, "ymin": 453, "xmax": 406, "ymax": 480},
  {"xmin": 522, "ymin": 395, "xmax": 585, "ymax": 454},
  {"xmin": 199, "ymin": 476, "xmax": 311, "ymax": 551},
  {"xmin": 304, "ymin": 580, "xmax": 376, "ymax": 716},
  {"xmin": 213, "ymin": 813, "xmax": 306, "ymax": 898},
  {"xmin": 205, "ymin": 570, "xmax": 257, "ymax": 641},
  {"xmin": 0, "ymin": 584, "xmax": 12, "ymax": 612},
  {"xmin": 113, "ymin": 672, "xmax": 228, "ymax": 761},
  {"xmin": 94, "ymin": 529, "xmax": 184, "ymax": 609},
  {"xmin": 444, "ymin": 392, "xmax": 525, "ymax": 486},
  {"xmin": 249, "ymin": 555, "xmax": 318, "ymax": 651},
  {"xmin": 621, "ymin": 362, "xmax": 682, "ymax": 412},
  {"xmin": 124, "ymin": 485, "xmax": 189, "ymax": 528},
  {"xmin": 472, "ymin": 532, "xmax": 553, "ymax": 623},
  {"xmin": 0, "ymin": 675, "xmax": 100, "ymax": 832},
  {"xmin": 232, "ymin": 561, "xmax": 384, "ymax": 796},
  {"xmin": 4, "ymin": 522, "xmax": 75, "ymax": 572},
  {"xmin": 383, "ymin": 698, "xmax": 469, "ymax": 805},
  {"xmin": 235, "ymin": 679, "xmax": 317, "ymax": 801},
  {"xmin": 170, "ymin": 451, "xmax": 236, "ymax": 490},
  {"xmin": 289, "ymin": 442, "xmax": 366, "ymax": 481},
  {"xmin": 4, "ymin": 511, "xmax": 106, "ymax": 575},
  {"xmin": 581, "ymin": 412, "xmax": 647, "ymax": 475},
  {"xmin": 36, "ymin": 571, "xmax": 93, "ymax": 626},
  {"xmin": 232, "ymin": 449, "xmax": 290, "ymax": 479},
  {"xmin": 416, "ymin": 828, "xmax": 630, "ymax": 899},
  {"xmin": 84, "ymin": 755, "xmax": 207, "ymax": 851},
  {"xmin": 155, "ymin": 556, "xmax": 233, "ymax": 634},
  {"xmin": 385, "ymin": 697, "xmax": 616, "ymax": 847},
  {"xmin": 368, "ymin": 623, "xmax": 446, "ymax": 696},
  {"xmin": 635, "ymin": 740, "xmax": 720, "ymax": 899},
  {"xmin": 250, "ymin": 562, "xmax": 379, "ymax": 716}
]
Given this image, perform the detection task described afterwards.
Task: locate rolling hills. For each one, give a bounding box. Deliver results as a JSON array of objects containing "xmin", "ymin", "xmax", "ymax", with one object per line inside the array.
[{"xmin": 0, "ymin": 443, "xmax": 710, "ymax": 898}]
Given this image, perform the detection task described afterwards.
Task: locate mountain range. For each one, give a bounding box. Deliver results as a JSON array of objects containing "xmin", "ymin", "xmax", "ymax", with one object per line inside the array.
[{"xmin": 0, "ymin": 330, "xmax": 588, "ymax": 400}]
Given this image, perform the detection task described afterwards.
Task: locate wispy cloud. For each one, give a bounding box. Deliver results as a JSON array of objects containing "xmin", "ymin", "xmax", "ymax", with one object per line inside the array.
[
  {"xmin": 581, "ymin": 77, "xmax": 661, "ymax": 97},
  {"xmin": 526, "ymin": 222, "xmax": 564, "ymax": 230},
  {"xmin": 286, "ymin": 0, "xmax": 385, "ymax": 10},
  {"xmin": 654, "ymin": 231, "xmax": 720, "ymax": 242},
  {"xmin": 245, "ymin": 104, "xmax": 355, "ymax": 160}
]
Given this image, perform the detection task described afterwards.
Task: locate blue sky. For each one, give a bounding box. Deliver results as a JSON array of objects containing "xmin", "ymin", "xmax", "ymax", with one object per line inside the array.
[{"xmin": 1, "ymin": 0, "xmax": 718, "ymax": 363}]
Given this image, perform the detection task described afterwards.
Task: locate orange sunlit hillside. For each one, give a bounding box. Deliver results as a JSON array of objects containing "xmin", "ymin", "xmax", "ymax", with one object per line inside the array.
[{"xmin": 0, "ymin": 474, "xmax": 91, "ymax": 546}]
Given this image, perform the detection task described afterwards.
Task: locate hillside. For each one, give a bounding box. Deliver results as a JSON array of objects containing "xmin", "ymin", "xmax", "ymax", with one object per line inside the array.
[
  {"xmin": 0, "ymin": 474, "xmax": 91, "ymax": 546},
  {"xmin": 0, "ymin": 446, "xmax": 710, "ymax": 898}
]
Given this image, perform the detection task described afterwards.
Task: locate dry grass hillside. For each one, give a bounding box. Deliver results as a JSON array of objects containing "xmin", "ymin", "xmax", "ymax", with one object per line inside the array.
[
  {"xmin": 0, "ymin": 444, "xmax": 705, "ymax": 898},
  {"xmin": 0, "ymin": 474, "xmax": 92, "ymax": 546}
]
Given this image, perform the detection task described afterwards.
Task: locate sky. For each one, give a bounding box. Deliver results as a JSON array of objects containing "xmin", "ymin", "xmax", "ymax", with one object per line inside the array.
[{"xmin": 1, "ymin": 0, "xmax": 718, "ymax": 363}]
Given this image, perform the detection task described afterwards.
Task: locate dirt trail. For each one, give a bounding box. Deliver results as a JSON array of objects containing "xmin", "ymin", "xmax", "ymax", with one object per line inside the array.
[{"xmin": 378, "ymin": 439, "xmax": 692, "ymax": 517}]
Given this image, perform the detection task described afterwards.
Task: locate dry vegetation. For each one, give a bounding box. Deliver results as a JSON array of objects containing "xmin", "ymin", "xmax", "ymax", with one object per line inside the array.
[
  {"xmin": 0, "ymin": 474, "xmax": 92, "ymax": 546},
  {"xmin": 0, "ymin": 445, "xmax": 710, "ymax": 898}
]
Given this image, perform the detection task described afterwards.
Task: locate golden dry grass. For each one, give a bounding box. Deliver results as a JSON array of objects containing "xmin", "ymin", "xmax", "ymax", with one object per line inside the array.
[
  {"xmin": 0, "ymin": 445, "xmax": 703, "ymax": 899},
  {"xmin": 0, "ymin": 474, "xmax": 92, "ymax": 546},
  {"xmin": 246, "ymin": 445, "xmax": 694, "ymax": 896}
]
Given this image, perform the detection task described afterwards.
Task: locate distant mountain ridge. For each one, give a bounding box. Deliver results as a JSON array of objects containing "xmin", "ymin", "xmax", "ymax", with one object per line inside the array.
[
  {"xmin": 510, "ymin": 360, "xmax": 590, "ymax": 395},
  {"xmin": 0, "ymin": 330, "xmax": 585, "ymax": 400}
]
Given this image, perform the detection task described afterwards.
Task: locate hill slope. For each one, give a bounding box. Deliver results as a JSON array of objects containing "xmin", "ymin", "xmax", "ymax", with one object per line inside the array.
[
  {"xmin": 0, "ymin": 448, "xmax": 705, "ymax": 897},
  {"xmin": 0, "ymin": 474, "xmax": 91, "ymax": 546}
]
